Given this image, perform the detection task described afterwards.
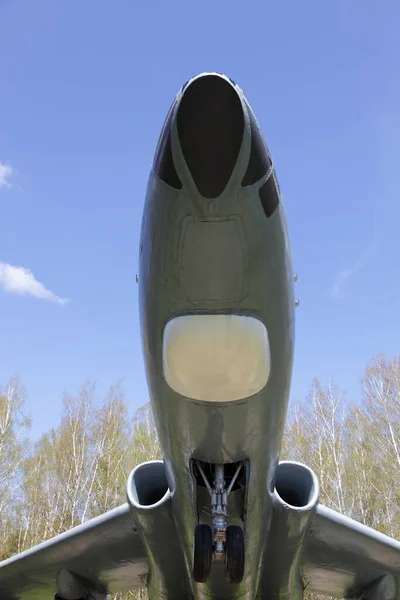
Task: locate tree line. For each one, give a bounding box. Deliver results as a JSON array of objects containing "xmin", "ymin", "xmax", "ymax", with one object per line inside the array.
[{"xmin": 0, "ymin": 352, "xmax": 399, "ymax": 600}]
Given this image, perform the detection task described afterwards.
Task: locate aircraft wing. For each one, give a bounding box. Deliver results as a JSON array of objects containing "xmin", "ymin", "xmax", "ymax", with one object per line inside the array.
[
  {"xmin": 0, "ymin": 503, "xmax": 149, "ymax": 600},
  {"xmin": 302, "ymin": 504, "xmax": 400, "ymax": 597}
]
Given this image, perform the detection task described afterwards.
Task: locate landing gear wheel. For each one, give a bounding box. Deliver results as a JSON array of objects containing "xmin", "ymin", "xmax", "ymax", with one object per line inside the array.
[
  {"xmin": 225, "ymin": 525, "xmax": 245, "ymax": 584},
  {"xmin": 193, "ymin": 524, "xmax": 213, "ymax": 583}
]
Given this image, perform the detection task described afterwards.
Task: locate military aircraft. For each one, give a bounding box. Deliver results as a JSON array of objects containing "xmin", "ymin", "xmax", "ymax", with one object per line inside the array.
[{"xmin": 0, "ymin": 73, "xmax": 399, "ymax": 600}]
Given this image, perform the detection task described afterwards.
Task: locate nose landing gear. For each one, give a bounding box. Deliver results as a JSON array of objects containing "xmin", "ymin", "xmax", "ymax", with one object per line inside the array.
[{"xmin": 192, "ymin": 462, "xmax": 245, "ymax": 584}]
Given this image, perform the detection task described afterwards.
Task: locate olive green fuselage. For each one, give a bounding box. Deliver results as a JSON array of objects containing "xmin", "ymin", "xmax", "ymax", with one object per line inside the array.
[{"xmin": 139, "ymin": 73, "xmax": 295, "ymax": 599}]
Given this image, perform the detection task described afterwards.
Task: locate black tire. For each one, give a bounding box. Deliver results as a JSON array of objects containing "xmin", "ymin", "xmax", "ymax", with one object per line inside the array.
[
  {"xmin": 225, "ymin": 525, "xmax": 245, "ymax": 584},
  {"xmin": 192, "ymin": 524, "xmax": 213, "ymax": 583}
]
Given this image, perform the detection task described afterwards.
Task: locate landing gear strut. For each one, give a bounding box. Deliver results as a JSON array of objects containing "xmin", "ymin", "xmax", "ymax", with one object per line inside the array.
[{"xmin": 192, "ymin": 462, "xmax": 245, "ymax": 584}]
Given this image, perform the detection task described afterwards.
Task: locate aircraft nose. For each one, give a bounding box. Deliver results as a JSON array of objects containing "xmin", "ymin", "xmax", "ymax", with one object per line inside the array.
[{"xmin": 177, "ymin": 74, "xmax": 244, "ymax": 199}]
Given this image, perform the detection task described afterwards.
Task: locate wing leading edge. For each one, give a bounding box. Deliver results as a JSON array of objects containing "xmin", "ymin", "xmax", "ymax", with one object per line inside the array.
[
  {"xmin": 302, "ymin": 504, "xmax": 400, "ymax": 598},
  {"xmin": 0, "ymin": 504, "xmax": 149, "ymax": 600}
]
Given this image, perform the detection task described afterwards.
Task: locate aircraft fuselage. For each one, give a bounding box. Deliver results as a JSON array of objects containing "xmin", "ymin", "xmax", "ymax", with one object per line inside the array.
[{"xmin": 138, "ymin": 73, "xmax": 295, "ymax": 599}]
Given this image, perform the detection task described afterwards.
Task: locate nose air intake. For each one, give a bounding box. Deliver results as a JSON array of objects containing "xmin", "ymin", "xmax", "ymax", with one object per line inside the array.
[{"xmin": 177, "ymin": 74, "xmax": 244, "ymax": 198}]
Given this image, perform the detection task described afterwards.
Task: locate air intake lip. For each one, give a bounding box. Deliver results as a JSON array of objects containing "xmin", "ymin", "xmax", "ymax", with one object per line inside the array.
[
  {"xmin": 127, "ymin": 461, "xmax": 170, "ymax": 510},
  {"xmin": 274, "ymin": 461, "xmax": 319, "ymax": 510}
]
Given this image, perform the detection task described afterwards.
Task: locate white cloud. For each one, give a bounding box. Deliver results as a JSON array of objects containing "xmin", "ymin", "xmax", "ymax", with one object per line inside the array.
[
  {"xmin": 0, "ymin": 163, "xmax": 13, "ymax": 188},
  {"xmin": 0, "ymin": 261, "xmax": 69, "ymax": 305},
  {"xmin": 332, "ymin": 261, "xmax": 363, "ymax": 298}
]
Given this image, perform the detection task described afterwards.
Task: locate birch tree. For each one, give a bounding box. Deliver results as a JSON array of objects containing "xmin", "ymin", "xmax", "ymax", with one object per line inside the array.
[
  {"xmin": 359, "ymin": 353, "xmax": 400, "ymax": 538},
  {"xmin": 87, "ymin": 381, "xmax": 132, "ymax": 518},
  {"xmin": 283, "ymin": 378, "xmax": 348, "ymax": 512},
  {"xmin": 0, "ymin": 376, "xmax": 31, "ymax": 559},
  {"xmin": 345, "ymin": 405, "xmax": 385, "ymax": 531},
  {"xmin": 20, "ymin": 382, "xmax": 99, "ymax": 544},
  {"xmin": 129, "ymin": 403, "xmax": 161, "ymax": 464}
]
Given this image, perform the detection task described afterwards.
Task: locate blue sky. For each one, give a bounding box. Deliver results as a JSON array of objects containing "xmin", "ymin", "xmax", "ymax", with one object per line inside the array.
[{"xmin": 1, "ymin": 0, "xmax": 399, "ymax": 440}]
